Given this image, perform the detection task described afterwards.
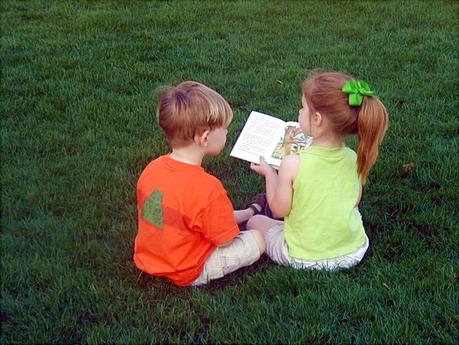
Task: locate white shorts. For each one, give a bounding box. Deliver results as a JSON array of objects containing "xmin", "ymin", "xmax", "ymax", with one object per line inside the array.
[
  {"xmin": 192, "ymin": 231, "xmax": 261, "ymax": 286},
  {"xmin": 265, "ymin": 224, "xmax": 369, "ymax": 270}
]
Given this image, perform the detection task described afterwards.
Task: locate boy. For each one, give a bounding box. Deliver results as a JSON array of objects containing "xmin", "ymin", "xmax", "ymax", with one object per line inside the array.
[{"xmin": 133, "ymin": 81, "xmax": 266, "ymax": 286}]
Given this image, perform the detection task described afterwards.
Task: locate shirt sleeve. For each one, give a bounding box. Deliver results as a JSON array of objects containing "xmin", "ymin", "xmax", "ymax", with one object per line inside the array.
[{"xmin": 201, "ymin": 189, "xmax": 240, "ymax": 245}]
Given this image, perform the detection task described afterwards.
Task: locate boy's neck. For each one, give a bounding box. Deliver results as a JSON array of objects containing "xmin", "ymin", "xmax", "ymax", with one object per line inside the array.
[{"xmin": 169, "ymin": 144, "xmax": 205, "ymax": 166}]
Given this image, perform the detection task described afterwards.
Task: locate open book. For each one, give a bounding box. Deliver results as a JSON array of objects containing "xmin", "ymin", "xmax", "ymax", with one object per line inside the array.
[{"xmin": 230, "ymin": 111, "xmax": 312, "ymax": 168}]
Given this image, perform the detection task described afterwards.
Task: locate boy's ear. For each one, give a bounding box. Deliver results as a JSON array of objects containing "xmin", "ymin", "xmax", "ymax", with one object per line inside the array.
[{"xmin": 194, "ymin": 129, "xmax": 210, "ymax": 147}]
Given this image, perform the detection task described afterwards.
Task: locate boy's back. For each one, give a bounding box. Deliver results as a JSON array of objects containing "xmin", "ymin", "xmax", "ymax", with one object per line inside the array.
[
  {"xmin": 134, "ymin": 154, "xmax": 239, "ymax": 286},
  {"xmin": 133, "ymin": 80, "xmax": 264, "ymax": 286}
]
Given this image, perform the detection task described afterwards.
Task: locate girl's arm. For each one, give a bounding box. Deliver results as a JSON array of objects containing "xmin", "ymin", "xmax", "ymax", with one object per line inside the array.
[
  {"xmin": 355, "ymin": 184, "xmax": 363, "ymax": 208},
  {"xmin": 269, "ymin": 155, "xmax": 298, "ymax": 217},
  {"xmin": 250, "ymin": 155, "xmax": 299, "ymax": 218}
]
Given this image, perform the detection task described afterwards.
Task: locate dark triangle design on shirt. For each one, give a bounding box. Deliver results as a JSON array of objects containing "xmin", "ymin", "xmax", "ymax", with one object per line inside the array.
[{"xmin": 142, "ymin": 189, "xmax": 164, "ymax": 229}]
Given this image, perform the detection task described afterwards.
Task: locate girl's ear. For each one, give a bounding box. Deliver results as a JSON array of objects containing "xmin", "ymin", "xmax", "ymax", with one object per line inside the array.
[
  {"xmin": 194, "ymin": 129, "xmax": 210, "ymax": 147},
  {"xmin": 313, "ymin": 112, "xmax": 323, "ymax": 126}
]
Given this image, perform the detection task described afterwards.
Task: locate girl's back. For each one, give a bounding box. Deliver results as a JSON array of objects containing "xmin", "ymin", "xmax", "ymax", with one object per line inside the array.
[{"xmin": 285, "ymin": 146, "xmax": 365, "ymax": 260}]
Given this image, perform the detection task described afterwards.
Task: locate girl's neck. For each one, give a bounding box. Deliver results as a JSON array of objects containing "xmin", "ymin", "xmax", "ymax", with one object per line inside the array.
[{"xmin": 311, "ymin": 132, "xmax": 343, "ymax": 148}]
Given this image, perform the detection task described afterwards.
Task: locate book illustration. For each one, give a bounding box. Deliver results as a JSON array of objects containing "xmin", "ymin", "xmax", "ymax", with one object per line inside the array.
[{"xmin": 270, "ymin": 125, "xmax": 312, "ymax": 160}]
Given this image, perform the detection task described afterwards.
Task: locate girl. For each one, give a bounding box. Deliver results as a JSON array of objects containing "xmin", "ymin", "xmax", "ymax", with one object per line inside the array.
[{"xmin": 248, "ymin": 71, "xmax": 388, "ymax": 270}]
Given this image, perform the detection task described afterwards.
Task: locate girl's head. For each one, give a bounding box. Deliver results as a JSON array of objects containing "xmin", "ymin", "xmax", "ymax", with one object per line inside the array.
[{"xmin": 302, "ymin": 71, "xmax": 388, "ymax": 184}]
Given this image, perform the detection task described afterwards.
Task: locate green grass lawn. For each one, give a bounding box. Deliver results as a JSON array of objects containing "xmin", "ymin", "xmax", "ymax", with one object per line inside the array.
[{"xmin": 2, "ymin": 0, "xmax": 458, "ymax": 343}]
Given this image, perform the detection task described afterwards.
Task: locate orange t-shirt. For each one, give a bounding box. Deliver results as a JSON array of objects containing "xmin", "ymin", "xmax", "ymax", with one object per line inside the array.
[{"xmin": 133, "ymin": 155, "xmax": 240, "ymax": 286}]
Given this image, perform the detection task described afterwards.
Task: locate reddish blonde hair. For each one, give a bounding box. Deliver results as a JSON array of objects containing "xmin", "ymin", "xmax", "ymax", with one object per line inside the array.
[
  {"xmin": 302, "ymin": 71, "xmax": 389, "ymax": 184},
  {"xmin": 156, "ymin": 81, "xmax": 233, "ymax": 148}
]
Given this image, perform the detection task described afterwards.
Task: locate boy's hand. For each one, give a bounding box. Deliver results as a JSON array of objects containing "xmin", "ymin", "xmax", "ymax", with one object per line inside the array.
[{"xmin": 250, "ymin": 157, "xmax": 276, "ymax": 177}]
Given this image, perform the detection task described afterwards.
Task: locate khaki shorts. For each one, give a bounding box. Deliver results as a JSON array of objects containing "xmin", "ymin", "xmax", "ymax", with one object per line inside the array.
[
  {"xmin": 265, "ymin": 223, "xmax": 369, "ymax": 270},
  {"xmin": 192, "ymin": 231, "xmax": 261, "ymax": 286}
]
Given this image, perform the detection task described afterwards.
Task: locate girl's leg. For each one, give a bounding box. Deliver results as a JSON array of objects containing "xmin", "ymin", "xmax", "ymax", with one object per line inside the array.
[
  {"xmin": 246, "ymin": 215, "xmax": 283, "ymax": 237},
  {"xmin": 234, "ymin": 193, "xmax": 266, "ymax": 224},
  {"xmin": 247, "ymin": 215, "xmax": 284, "ymax": 264}
]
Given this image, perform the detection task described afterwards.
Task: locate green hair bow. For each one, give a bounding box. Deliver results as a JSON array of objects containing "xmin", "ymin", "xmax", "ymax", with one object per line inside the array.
[{"xmin": 341, "ymin": 80, "xmax": 375, "ymax": 106}]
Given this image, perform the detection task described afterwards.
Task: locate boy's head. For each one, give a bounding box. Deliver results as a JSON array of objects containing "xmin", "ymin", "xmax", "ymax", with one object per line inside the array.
[{"xmin": 156, "ymin": 81, "xmax": 233, "ymax": 148}]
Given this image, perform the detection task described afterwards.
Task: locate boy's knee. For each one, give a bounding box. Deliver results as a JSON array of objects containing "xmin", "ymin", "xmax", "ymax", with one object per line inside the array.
[{"xmin": 249, "ymin": 229, "xmax": 266, "ymax": 254}]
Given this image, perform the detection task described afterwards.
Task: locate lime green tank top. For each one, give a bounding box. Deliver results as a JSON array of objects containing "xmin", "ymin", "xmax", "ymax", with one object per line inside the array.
[{"xmin": 284, "ymin": 145, "xmax": 366, "ymax": 260}]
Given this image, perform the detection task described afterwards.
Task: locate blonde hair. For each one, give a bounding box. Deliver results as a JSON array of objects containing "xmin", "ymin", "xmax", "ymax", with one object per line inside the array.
[
  {"xmin": 302, "ymin": 71, "xmax": 389, "ymax": 184},
  {"xmin": 156, "ymin": 81, "xmax": 233, "ymax": 148}
]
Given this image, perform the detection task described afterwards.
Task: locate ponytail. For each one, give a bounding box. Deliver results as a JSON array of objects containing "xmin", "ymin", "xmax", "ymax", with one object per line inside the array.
[
  {"xmin": 356, "ymin": 96, "xmax": 388, "ymax": 185},
  {"xmin": 302, "ymin": 71, "xmax": 389, "ymax": 184}
]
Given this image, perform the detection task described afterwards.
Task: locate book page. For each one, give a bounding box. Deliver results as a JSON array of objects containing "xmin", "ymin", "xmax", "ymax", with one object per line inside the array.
[
  {"xmin": 265, "ymin": 121, "xmax": 312, "ymax": 167},
  {"xmin": 230, "ymin": 111, "xmax": 286, "ymax": 164}
]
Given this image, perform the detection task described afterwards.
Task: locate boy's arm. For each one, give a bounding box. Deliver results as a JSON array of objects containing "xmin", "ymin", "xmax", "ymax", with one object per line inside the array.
[
  {"xmin": 233, "ymin": 208, "xmax": 259, "ymax": 225},
  {"xmin": 201, "ymin": 190, "xmax": 240, "ymax": 246},
  {"xmin": 217, "ymin": 240, "xmax": 233, "ymax": 247}
]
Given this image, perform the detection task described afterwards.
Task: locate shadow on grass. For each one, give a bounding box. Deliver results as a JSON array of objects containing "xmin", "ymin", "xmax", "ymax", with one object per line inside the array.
[
  {"xmin": 135, "ymin": 250, "xmax": 377, "ymax": 294},
  {"xmin": 135, "ymin": 255, "xmax": 274, "ymax": 292}
]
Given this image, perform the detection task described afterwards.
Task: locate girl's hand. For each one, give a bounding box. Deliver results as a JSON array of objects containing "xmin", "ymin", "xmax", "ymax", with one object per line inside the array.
[{"xmin": 250, "ymin": 156, "xmax": 276, "ymax": 177}]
